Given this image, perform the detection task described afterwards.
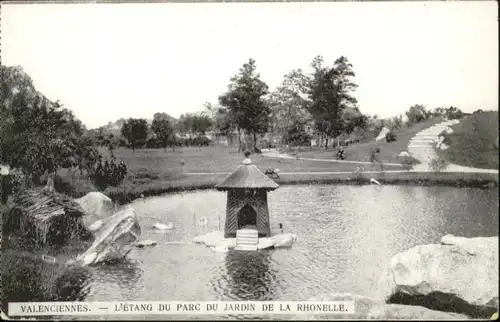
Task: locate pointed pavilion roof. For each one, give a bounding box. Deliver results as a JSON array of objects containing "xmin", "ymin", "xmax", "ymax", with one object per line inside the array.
[{"xmin": 215, "ymin": 158, "xmax": 279, "ymax": 191}]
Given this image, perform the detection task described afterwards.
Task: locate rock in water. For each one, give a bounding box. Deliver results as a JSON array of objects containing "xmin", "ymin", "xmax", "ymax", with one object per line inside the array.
[
  {"xmin": 378, "ymin": 235, "xmax": 498, "ymax": 317},
  {"xmin": 135, "ymin": 239, "xmax": 157, "ymax": 248},
  {"xmin": 271, "ymin": 233, "xmax": 296, "ymax": 248},
  {"xmin": 73, "ymin": 206, "xmax": 141, "ymax": 266},
  {"xmin": 152, "ymin": 222, "xmax": 174, "ymax": 230}
]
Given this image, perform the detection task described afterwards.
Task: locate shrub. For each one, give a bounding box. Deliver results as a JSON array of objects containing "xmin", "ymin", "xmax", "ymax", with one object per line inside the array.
[
  {"xmin": 445, "ymin": 106, "xmax": 464, "ymax": 120},
  {"xmin": 89, "ymin": 159, "xmax": 128, "ymax": 191},
  {"xmin": 146, "ymin": 137, "xmax": 162, "ymax": 149},
  {"xmin": 385, "ymin": 131, "xmax": 397, "ymax": 142},
  {"xmin": 180, "ymin": 136, "xmax": 212, "ymax": 147}
]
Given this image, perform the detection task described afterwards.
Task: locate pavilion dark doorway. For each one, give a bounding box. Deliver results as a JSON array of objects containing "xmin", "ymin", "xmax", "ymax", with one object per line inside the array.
[{"xmin": 237, "ymin": 204, "xmax": 257, "ymax": 229}]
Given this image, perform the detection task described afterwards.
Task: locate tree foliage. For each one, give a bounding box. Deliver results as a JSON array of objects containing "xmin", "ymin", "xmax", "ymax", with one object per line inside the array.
[
  {"xmin": 1, "ymin": 89, "xmax": 99, "ymax": 183},
  {"xmin": 191, "ymin": 114, "xmax": 213, "ymax": 137},
  {"xmin": 306, "ymin": 55, "xmax": 359, "ymax": 149},
  {"xmin": 151, "ymin": 112, "xmax": 175, "ymax": 151},
  {"xmin": 268, "ymin": 69, "xmax": 312, "ymax": 145},
  {"xmin": 406, "ymin": 104, "xmax": 429, "ymax": 124},
  {"xmin": 219, "ymin": 58, "xmax": 271, "ymax": 151},
  {"xmin": 121, "ymin": 118, "xmax": 149, "ymax": 152}
]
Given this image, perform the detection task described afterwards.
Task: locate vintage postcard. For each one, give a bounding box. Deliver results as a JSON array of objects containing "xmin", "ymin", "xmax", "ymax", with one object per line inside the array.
[{"xmin": 0, "ymin": 0, "xmax": 498, "ymax": 320}]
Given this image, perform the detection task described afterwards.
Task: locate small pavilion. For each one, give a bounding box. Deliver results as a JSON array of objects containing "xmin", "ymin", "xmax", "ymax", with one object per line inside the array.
[{"xmin": 215, "ymin": 157, "xmax": 279, "ymax": 238}]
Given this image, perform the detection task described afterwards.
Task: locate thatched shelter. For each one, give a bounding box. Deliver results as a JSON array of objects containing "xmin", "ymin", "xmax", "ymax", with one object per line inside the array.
[
  {"xmin": 215, "ymin": 158, "xmax": 278, "ymax": 238},
  {"xmin": 4, "ymin": 178, "xmax": 89, "ymax": 246}
]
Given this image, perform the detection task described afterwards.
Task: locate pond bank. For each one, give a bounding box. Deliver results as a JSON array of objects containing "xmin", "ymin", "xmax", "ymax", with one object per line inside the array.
[{"xmin": 102, "ymin": 170, "xmax": 498, "ymax": 205}]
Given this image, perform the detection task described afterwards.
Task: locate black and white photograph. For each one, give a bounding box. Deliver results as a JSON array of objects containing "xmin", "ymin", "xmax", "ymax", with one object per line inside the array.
[{"xmin": 0, "ymin": 0, "xmax": 498, "ymax": 320}]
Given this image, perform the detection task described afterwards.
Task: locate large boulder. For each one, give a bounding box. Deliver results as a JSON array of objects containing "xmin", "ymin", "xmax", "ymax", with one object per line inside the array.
[
  {"xmin": 71, "ymin": 206, "xmax": 141, "ymax": 266},
  {"xmin": 75, "ymin": 192, "xmax": 115, "ymax": 233},
  {"xmin": 377, "ymin": 235, "xmax": 498, "ymax": 318}
]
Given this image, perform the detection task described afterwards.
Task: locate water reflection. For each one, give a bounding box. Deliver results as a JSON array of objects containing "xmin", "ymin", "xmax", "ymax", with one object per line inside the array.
[
  {"xmin": 53, "ymin": 266, "xmax": 93, "ymax": 301},
  {"xmin": 88, "ymin": 259, "xmax": 143, "ymax": 300},
  {"xmin": 5, "ymin": 185, "xmax": 498, "ymax": 308},
  {"xmin": 223, "ymin": 250, "xmax": 278, "ymax": 301}
]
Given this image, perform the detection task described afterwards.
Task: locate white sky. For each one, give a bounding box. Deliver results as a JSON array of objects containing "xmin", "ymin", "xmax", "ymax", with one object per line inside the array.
[{"xmin": 1, "ymin": 1, "xmax": 498, "ymax": 129}]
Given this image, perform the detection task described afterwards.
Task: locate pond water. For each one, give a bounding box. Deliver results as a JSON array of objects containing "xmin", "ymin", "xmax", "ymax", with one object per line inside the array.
[{"xmin": 2, "ymin": 184, "xmax": 499, "ymax": 319}]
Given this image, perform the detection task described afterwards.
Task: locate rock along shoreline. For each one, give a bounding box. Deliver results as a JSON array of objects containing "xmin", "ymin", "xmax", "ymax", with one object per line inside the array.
[{"xmin": 305, "ymin": 234, "xmax": 499, "ymax": 320}]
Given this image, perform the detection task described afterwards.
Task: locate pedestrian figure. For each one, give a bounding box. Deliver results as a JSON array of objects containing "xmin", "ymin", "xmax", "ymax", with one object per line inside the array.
[
  {"xmin": 336, "ymin": 146, "xmax": 346, "ymax": 160},
  {"xmin": 370, "ymin": 147, "xmax": 384, "ymax": 172},
  {"xmin": 279, "ymin": 223, "xmax": 284, "ymax": 233}
]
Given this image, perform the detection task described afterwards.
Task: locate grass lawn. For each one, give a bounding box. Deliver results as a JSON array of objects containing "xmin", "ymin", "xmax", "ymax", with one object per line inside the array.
[
  {"xmin": 437, "ymin": 111, "xmax": 499, "ymax": 170},
  {"xmin": 51, "ymin": 115, "xmax": 500, "ymax": 204},
  {"xmin": 57, "ymin": 145, "xmax": 405, "ymax": 202},
  {"xmin": 100, "ymin": 146, "xmax": 405, "ymax": 177},
  {"xmin": 293, "ymin": 117, "xmax": 444, "ymax": 164}
]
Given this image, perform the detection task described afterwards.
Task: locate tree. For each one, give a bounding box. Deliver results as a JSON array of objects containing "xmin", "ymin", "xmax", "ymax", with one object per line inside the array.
[
  {"xmin": 219, "ymin": 58, "xmax": 271, "ymax": 152},
  {"xmin": 406, "ymin": 104, "xmax": 428, "ymax": 125},
  {"xmin": 213, "ymin": 107, "xmax": 234, "ymax": 135},
  {"xmin": 121, "ymin": 118, "xmax": 148, "ymax": 154},
  {"xmin": 268, "ymin": 69, "xmax": 312, "ymax": 146},
  {"xmin": 1, "ymin": 90, "xmax": 99, "ymax": 184},
  {"xmin": 340, "ymin": 106, "xmax": 368, "ymax": 135},
  {"xmin": 445, "ymin": 106, "xmax": 463, "ymax": 120},
  {"xmin": 307, "ymin": 56, "xmax": 340, "ymax": 149},
  {"xmin": 177, "ymin": 114, "xmax": 193, "ymax": 139},
  {"xmin": 306, "ymin": 55, "xmax": 359, "ymax": 150},
  {"xmin": 151, "ymin": 112, "xmax": 175, "ymax": 151},
  {"xmin": 287, "ymin": 120, "xmax": 313, "ymax": 147},
  {"xmin": 191, "ymin": 114, "xmax": 213, "ymax": 150}
]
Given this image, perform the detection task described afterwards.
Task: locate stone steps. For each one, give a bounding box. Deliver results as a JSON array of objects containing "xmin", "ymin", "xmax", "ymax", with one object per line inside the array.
[
  {"xmin": 406, "ymin": 120, "xmax": 457, "ymax": 164},
  {"xmin": 235, "ymin": 228, "xmax": 259, "ymax": 251}
]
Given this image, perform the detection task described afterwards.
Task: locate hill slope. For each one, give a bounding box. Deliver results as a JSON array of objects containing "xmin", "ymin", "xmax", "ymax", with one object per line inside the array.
[{"xmin": 437, "ymin": 111, "xmax": 499, "ymax": 169}]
